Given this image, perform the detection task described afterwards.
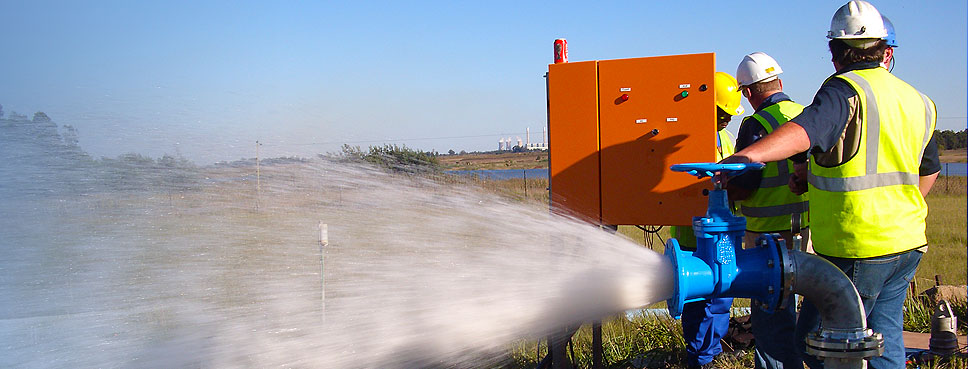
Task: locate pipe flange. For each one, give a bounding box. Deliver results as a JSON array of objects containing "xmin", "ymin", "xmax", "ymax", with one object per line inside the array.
[
  {"xmin": 805, "ymin": 329, "xmax": 884, "ymax": 359},
  {"xmin": 777, "ymin": 244, "xmax": 796, "ymax": 310}
]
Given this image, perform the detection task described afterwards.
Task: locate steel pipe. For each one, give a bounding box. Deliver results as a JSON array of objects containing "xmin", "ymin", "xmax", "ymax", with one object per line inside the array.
[{"xmin": 789, "ymin": 251, "xmax": 883, "ymax": 368}]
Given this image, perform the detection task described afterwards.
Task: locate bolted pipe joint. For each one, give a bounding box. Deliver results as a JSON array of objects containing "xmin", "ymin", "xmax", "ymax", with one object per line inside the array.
[
  {"xmin": 790, "ymin": 251, "xmax": 884, "ymax": 367},
  {"xmin": 805, "ymin": 328, "xmax": 883, "ymax": 364}
]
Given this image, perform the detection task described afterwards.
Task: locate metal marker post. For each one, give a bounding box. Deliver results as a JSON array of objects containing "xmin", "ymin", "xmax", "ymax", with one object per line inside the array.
[{"xmin": 523, "ymin": 169, "xmax": 528, "ymax": 199}]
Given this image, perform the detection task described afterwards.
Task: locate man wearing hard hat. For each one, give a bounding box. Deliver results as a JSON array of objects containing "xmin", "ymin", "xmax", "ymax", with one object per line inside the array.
[
  {"xmin": 720, "ymin": 1, "xmax": 940, "ymax": 367},
  {"xmin": 674, "ymin": 71, "xmax": 743, "ymax": 369},
  {"xmin": 728, "ymin": 51, "xmax": 809, "ymax": 369},
  {"xmin": 880, "ymin": 15, "xmax": 897, "ymax": 70}
]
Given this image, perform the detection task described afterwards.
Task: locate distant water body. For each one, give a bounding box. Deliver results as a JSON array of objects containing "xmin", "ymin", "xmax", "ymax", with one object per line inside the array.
[
  {"xmin": 446, "ymin": 168, "xmax": 548, "ymax": 180},
  {"xmin": 939, "ymin": 162, "xmax": 967, "ymax": 176}
]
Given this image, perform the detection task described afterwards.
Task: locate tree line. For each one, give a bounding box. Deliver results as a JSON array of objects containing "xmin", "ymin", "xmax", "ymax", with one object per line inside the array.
[{"xmin": 935, "ymin": 129, "xmax": 967, "ymax": 150}]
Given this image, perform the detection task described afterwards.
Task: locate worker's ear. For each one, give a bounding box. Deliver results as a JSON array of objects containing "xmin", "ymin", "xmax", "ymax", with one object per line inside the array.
[
  {"xmin": 778, "ymin": 79, "xmax": 783, "ymax": 91},
  {"xmin": 741, "ymin": 87, "xmax": 751, "ymax": 98}
]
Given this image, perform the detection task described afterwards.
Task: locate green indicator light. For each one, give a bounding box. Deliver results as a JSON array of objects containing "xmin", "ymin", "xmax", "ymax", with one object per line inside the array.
[{"xmin": 680, "ymin": 91, "xmax": 689, "ymax": 98}]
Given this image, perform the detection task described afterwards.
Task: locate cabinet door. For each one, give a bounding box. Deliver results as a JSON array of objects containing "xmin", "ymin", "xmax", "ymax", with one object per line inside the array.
[
  {"xmin": 548, "ymin": 60, "xmax": 601, "ymax": 223},
  {"xmin": 598, "ymin": 53, "xmax": 716, "ymax": 226}
]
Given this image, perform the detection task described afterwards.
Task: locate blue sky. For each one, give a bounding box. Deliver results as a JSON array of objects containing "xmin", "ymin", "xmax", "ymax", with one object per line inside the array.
[{"xmin": 1, "ymin": 1, "xmax": 965, "ymax": 164}]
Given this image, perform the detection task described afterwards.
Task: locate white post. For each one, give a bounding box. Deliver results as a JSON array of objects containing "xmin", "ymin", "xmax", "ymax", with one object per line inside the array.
[
  {"xmin": 256, "ymin": 140, "xmax": 262, "ymax": 209},
  {"xmin": 319, "ymin": 222, "xmax": 328, "ymax": 319}
]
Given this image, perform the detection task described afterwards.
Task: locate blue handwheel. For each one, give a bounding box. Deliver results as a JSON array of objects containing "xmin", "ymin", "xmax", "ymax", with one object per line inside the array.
[{"xmin": 669, "ymin": 162, "xmax": 764, "ymax": 179}]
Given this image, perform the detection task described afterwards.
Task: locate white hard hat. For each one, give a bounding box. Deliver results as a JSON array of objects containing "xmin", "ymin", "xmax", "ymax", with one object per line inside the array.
[
  {"xmin": 828, "ymin": 1, "xmax": 887, "ymax": 48},
  {"xmin": 736, "ymin": 52, "xmax": 783, "ymax": 87},
  {"xmin": 882, "ymin": 15, "xmax": 897, "ymax": 47}
]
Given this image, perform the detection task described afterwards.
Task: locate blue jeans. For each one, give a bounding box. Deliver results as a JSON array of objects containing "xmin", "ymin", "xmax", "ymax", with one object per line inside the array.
[
  {"xmin": 752, "ymin": 292, "xmax": 800, "ymax": 369},
  {"xmin": 795, "ymin": 249, "xmax": 923, "ymax": 369},
  {"xmin": 682, "ymin": 297, "xmax": 733, "ymax": 366}
]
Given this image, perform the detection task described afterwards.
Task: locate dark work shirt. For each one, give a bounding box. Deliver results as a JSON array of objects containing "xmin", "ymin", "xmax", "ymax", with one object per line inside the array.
[
  {"xmin": 731, "ymin": 92, "xmax": 807, "ymax": 191},
  {"xmin": 792, "ymin": 62, "xmax": 941, "ymax": 175}
]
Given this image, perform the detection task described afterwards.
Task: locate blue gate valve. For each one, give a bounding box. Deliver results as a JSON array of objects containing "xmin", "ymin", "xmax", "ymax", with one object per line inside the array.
[{"xmin": 664, "ymin": 162, "xmax": 790, "ymax": 318}]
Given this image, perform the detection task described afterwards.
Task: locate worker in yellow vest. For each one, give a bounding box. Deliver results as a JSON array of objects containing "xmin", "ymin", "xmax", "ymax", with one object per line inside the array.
[
  {"xmin": 720, "ymin": 2, "xmax": 940, "ymax": 367},
  {"xmin": 729, "ymin": 51, "xmax": 809, "ymax": 369},
  {"xmin": 673, "ymin": 71, "xmax": 743, "ymax": 369}
]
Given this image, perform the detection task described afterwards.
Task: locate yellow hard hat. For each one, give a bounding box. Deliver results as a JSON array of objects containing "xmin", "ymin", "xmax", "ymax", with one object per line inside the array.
[{"xmin": 714, "ymin": 72, "xmax": 745, "ymax": 116}]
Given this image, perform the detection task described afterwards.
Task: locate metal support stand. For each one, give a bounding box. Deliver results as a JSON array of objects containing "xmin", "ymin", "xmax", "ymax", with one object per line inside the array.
[
  {"xmin": 592, "ymin": 321, "xmax": 603, "ymax": 369},
  {"xmin": 543, "ymin": 326, "xmax": 579, "ymax": 369}
]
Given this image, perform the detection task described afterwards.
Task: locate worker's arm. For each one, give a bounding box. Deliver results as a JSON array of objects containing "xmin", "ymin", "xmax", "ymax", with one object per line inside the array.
[
  {"xmin": 919, "ymin": 172, "xmax": 938, "ymax": 198},
  {"xmin": 720, "ymin": 122, "xmax": 811, "ymax": 165},
  {"xmin": 788, "ymin": 162, "xmax": 809, "ymax": 195},
  {"xmin": 918, "ymin": 134, "xmax": 942, "ymax": 198},
  {"xmin": 726, "ymin": 118, "xmax": 760, "ymax": 201}
]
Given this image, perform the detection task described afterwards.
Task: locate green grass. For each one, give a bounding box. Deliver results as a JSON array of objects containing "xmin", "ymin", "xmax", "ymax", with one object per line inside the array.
[{"xmin": 504, "ymin": 314, "xmax": 753, "ymax": 369}]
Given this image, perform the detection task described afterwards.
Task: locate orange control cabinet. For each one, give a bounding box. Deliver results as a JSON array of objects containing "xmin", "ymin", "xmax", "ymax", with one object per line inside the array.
[{"xmin": 548, "ymin": 53, "xmax": 718, "ymax": 226}]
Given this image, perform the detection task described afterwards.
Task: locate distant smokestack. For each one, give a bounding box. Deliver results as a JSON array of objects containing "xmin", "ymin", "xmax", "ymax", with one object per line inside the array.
[
  {"xmin": 499, "ymin": 137, "xmax": 505, "ymax": 151},
  {"xmin": 527, "ymin": 127, "xmax": 531, "ymax": 146}
]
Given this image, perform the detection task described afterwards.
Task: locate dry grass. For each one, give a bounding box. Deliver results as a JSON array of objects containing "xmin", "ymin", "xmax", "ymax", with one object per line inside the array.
[
  {"xmin": 438, "ymin": 151, "xmax": 549, "ymax": 170},
  {"xmin": 920, "ymin": 176, "xmax": 968, "ymax": 287},
  {"xmin": 940, "ymin": 150, "xmax": 968, "ymax": 163}
]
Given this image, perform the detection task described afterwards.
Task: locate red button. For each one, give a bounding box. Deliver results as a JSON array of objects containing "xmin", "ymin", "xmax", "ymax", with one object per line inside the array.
[{"xmin": 620, "ymin": 94, "xmax": 629, "ymax": 101}]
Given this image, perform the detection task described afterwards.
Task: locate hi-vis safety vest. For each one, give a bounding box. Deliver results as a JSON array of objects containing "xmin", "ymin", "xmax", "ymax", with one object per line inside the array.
[
  {"xmin": 717, "ymin": 129, "xmax": 734, "ymax": 162},
  {"xmin": 809, "ymin": 67, "xmax": 936, "ymax": 258},
  {"xmin": 739, "ymin": 101, "xmax": 809, "ymax": 233}
]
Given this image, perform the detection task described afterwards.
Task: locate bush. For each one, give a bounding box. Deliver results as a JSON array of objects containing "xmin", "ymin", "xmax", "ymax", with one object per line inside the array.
[{"xmin": 337, "ymin": 144, "xmax": 440, "ymax": 173}]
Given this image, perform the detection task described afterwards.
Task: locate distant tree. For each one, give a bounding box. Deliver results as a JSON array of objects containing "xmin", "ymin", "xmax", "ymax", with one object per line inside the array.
[
  {"xmin": 158, "ymin": 154, "xmax": 195, "ymax": 168},
  {"xmin": 9, "ymin": 111, "xmax": 28, "ymax": 121},
  {"xmin": 117, "ymin": 152, "xmax": 156, "ymax": 165},
  {"xmin": 337, "ymin": 143, "xmax": 440, "ymax": 173},
  {"xmin": 459, "ymin": 150, "xmax": 467, "ymax": 155},
  {"xmin": 61, "ymin": 125, "xmax": 79, "ymax": 147},
  {"xmin": 511, "ymin": 145, "xmax": 525, "ymax": 153},
  {"xmin": 448, "ymin": 149, "xmax": 456, "ymax": 155},
  {"xmin": 934, "ymin": 129, "xmax": 968, "ymax": 150},
  {"xmin": 32, "ymin": 112, "xmax": 51, "ymax": 123}
]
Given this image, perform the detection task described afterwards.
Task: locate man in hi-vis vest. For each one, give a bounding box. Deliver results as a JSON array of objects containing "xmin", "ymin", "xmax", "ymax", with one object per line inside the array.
[
  {"xmin": 719, "ymin": 1, "xmax": 940, "ymax": 368},
  {"xmin": 728, "ymin": 51, "xmax": 809, "ymax": 369}
]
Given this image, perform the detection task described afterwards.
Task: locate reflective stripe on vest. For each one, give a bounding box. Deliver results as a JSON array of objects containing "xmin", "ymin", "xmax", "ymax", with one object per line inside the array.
[
  {"xmin": 753, "ymin": 111, "xmax": 790, "ymax": 188},
  {"xmin": 808, "ymin": 68, "xmax": 935, "ymax": 258},
  {"xmin": 738, "ymin": 100, "xmax": 809, "ymax": 232},
  {"xmin": 717, "ymin": 129, "xmax": 735, "ymax": 161}
]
